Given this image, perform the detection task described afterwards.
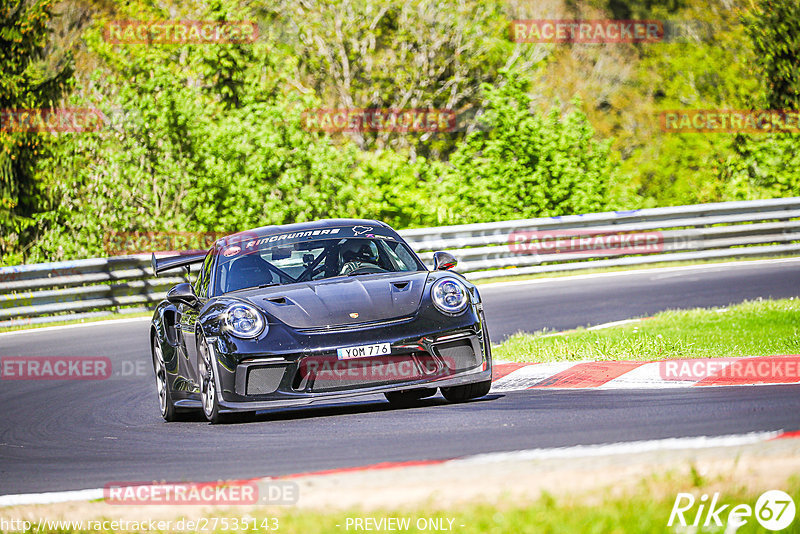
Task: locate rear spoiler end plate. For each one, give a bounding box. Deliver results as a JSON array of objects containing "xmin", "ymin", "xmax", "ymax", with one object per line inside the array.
[{"xmin": 151, "ymin": 252, "xmax": 206, "ymax": 276}]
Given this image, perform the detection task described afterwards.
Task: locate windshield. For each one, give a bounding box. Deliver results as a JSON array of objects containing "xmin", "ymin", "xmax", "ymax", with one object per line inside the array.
[{"xmin": 214, "ymin": 237, "xmax": 423, "ymax": 294}]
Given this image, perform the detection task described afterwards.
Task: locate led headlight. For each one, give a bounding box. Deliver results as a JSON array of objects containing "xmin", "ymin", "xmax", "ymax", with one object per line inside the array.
[
  {"xmin": 431, "ymin": 277, "xmax": 469, "ymax": 315},
  {"xmin": 224, "ymin": 303, "xmax": 265, "ymax": 338}
]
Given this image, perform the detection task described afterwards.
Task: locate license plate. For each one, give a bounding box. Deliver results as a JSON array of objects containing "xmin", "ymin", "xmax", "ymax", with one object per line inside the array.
[{"xmin": 336, "ymin": 343, "xmax": 391, "ymax": 360}]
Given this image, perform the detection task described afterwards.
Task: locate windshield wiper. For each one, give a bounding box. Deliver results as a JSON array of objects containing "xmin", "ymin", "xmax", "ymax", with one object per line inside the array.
[{"xmin": 227, "ymin": 282, "xmax": 280, "ymax": 293}]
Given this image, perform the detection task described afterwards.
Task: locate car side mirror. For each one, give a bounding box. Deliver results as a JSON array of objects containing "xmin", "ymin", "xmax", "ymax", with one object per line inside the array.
[
  {"xmin": 167, "ymin": 282, "xmax": 199, "ymax": 307},
  {"xmin": 433, "ymin": 251, "xmax": 457, "ymax": 271}
]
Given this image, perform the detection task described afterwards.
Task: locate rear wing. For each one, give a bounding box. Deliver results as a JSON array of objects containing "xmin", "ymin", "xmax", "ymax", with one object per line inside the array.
[{"xmin": 151, "ymin": 252, "xmax": 206, "ymax": 276}]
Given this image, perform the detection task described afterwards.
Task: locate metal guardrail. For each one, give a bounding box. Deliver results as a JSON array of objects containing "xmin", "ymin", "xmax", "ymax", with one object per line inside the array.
[
  {"xmin": 0, "ymin": 257, "xmax": 188, "ymax": 326},
  {"xmin": 1, "ymin": 197, "xmax": 799, "ymax": 326}
]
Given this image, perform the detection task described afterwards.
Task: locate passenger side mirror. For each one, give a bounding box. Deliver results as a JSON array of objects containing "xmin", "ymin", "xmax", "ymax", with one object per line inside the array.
[
  {"xmin": 167, "ymin": 282, "xmax": 199, "ymax": 307},
  {"xmin": 433, "ymin": 251, "xmax": 457, "ymax": 271}
]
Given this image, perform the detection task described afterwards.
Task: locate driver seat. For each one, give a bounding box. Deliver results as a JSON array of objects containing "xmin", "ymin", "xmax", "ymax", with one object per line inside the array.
[{"xmin": 224, "ymin": 254, "xmax": 275, "ymax": 292}]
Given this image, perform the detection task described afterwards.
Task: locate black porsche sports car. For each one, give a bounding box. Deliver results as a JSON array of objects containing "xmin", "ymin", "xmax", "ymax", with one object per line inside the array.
[{"xmin": 149, "ymin": 219, "xmax": 492, "ymax": 423}]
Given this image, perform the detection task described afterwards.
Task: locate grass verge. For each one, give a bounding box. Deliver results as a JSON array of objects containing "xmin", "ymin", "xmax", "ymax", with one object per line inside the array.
[
  {"xmin": 15, "ymin": 471, "xmax": 799, "ymax": 533},
  {"xmin": 493, "ymin": 298, "xmax": 800, "ymax": 363},
  {"xmin": 269, "ymin": 481, "xmax": 800, "ymax": 534}
]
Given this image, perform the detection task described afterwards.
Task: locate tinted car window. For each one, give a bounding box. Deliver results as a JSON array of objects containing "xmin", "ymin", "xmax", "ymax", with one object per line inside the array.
[
  {"xmin": 194, "ymin": 251, "xmax": 214, "ymax": 298},
  {"xmin": 215, "ymin": 237, "xmax": 422, "ymax": 294}
]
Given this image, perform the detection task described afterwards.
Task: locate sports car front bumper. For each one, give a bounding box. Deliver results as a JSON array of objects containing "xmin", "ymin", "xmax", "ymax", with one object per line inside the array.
[{"xmin": 190, "ymin": 307, "xmax": 492, "ymax": 412}]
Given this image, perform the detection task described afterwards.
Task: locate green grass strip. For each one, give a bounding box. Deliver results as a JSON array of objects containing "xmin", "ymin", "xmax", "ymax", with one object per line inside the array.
[{"xmin": 493, "ymin": 298, "xmax": 800, "ymax": 363}]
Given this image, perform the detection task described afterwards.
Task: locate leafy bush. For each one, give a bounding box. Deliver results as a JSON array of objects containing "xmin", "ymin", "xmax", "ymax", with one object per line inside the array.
[{"xmin": 439, "ymin": 70, "xmax": 620, "ymax": 224}]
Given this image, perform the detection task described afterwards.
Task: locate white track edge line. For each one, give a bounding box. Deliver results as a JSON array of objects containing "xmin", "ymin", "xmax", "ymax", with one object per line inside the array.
[
  {"xmin": 450, "ymin": 431, "xmax": 781, "ymax": 465},
  {"xmin": 0, "ymin": 316, "xmax": 151, "ymax": 337},
  {"xmin": 586, "ymin": 318, "xmax": 643, "ymax": 331},
  {"xmin": 0, "ymin": 488, "xmax": 103, "ymax": 507}
]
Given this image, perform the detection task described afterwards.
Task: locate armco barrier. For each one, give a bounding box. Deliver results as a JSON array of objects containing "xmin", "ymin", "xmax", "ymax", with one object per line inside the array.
[
  {"xmin": 1, "ymin": 197, "xmax": 799, "ymax": 326},
  {"xmin": 0, "ymin": 257, "xmax": 187, "ymax": 326}
]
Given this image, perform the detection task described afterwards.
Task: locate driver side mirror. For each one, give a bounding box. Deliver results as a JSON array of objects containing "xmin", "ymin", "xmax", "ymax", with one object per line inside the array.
[
  {"xmin": 433, "ymin": 251, "xmax": 457, "ymax": 271},
  {"xmin": 167, "ymin": 282, "xmax": 199, "ymax": 307}
]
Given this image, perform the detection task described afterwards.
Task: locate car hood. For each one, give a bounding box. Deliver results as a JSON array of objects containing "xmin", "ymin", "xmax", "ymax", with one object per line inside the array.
[{"xmin": 243, "ymin": 271, "xmax": 430, "ymax": 329}]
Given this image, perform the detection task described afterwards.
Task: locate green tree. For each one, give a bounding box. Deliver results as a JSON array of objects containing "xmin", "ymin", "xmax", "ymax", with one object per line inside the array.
[
  {"xmin": 349, "ymin": 149, "xmax": 445, "ymax": 229},
  {"xmin": 275, "ymin": 0, "xmax": 545, "ymax": 159},
  {"xmin": 742, "ymin": 0, "xmax": 800, "ymax": 110},
  {"xmin": 717, "ymin": 0, "xmax": 800, "ymax": 200},
  {"xmin": 26, "ymin": 0, "xmax": 371, "ymax": 261},
  {"xmin": 625, "ymin": 1, "xmax": 760, "ymax": 205},
  {"xmin": 0, "ymin": 0, "xmax": 73, "ymax": 262},
  {"xmin": 440, "ymin": 70, "xmax": 620, "ymax": 224}
]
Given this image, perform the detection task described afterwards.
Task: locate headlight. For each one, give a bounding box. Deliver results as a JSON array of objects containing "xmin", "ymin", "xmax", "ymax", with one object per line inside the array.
[
  {"xmin": 431, "ymin": 277, "xmax": 469, "ymax": 315},
  {"xmin": 223, "ymin": 303, "xmax": 265, "ymax": 338}
]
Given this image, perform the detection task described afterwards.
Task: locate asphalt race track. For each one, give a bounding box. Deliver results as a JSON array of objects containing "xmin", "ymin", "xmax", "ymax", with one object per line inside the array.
[
  {"xmin": 2, "ymin": 259, "xmax": 800, "ymax": 496},
  {"xmin": 482, "ymin": 258, "xmax": 800, "ymax": 341}
]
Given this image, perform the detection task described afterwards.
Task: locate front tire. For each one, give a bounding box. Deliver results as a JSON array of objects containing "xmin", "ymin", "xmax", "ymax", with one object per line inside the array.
[
  {"xmin": 153, "ymin": 337, "xmax": 185, "ymax": 422},
  {"xmin": 199, "ymin": 337, "xmax": 226, "ymax": 424},
  {"xmin": 441, "ymin": 380, "xmax": 492, "ymax": 403}
]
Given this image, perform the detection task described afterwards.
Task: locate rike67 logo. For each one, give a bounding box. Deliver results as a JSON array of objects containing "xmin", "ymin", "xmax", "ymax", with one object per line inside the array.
[{"xmin": 669, "ymin": 490, "xmax": 795, "ymax": 531}]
